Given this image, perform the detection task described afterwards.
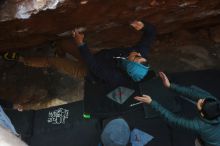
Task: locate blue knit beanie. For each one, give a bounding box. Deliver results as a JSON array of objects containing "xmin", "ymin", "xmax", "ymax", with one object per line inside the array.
[
  {"xmin": 121, "ymin": 59, "xmax": 149, "ymax": 82},
  {"xmin": 101, "ymin": 118, "xmax": 130, "ymax": 146}
]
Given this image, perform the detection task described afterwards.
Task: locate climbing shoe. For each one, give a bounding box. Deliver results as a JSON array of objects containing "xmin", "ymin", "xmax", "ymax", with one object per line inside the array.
[{"xmin": 2, "ymin": 52, "xmax": 19, "ymax": 61}]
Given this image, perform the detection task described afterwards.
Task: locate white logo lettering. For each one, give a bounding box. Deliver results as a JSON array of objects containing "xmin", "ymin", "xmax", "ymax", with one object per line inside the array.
[{"xmin": 47, "ymin": 108, "xmax": 69, "ymax": 124}]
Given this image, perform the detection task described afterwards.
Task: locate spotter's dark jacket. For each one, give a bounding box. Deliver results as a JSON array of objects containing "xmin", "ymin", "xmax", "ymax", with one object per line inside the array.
[{"xmin": 150, "ymin": 84, "xmax": 220, "ymax": 146}]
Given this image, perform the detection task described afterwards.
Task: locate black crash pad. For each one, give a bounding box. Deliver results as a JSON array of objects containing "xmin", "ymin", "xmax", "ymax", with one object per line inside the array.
[
  {"xmin": 102, "ymin": 98, "xmax": 197, "ymax": 146},
  {"xmin": 30, "ymin": 101, "xmax": 101, "ymax": 146},
  {"xmin": 83, "ymin": 71, "xmax": 156, "ymax": 118},
  {"xmin": 6, "ymin": 101, "xmax": 101, "ymax": 146},
  {"xmin": 84, "ymin": 81, "xmax": 142, "ymax": 118},
  {"xmin": 169, "ymin": 69, "xmax": 220, "ymax": 97},
  {"xmin": 140, "ymin": 77, "xmax": 181, "ymax": 118},
  {"xmin": 99, "ymin": 69, "xmax": 220, "ymax": 146},
  {"xmin": 3, "ymin": 69, "xmax": 220, "ymax": 146}
]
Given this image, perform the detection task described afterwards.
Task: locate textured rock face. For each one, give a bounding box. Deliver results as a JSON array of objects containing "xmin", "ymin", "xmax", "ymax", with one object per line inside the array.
[
  {"xmin": 0, "ymin": 0, "xmax": 220, "ymax": 51},
  {"xmin": 211, "ymin": 25, "xmax": 220, "ymax": 43},
  {"xmin": 0, "ymin": 0, "xmax": 65, "ymax": 21}
]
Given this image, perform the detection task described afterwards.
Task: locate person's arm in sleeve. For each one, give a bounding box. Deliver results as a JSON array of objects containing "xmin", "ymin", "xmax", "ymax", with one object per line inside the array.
[
  {"xmin": 78, "ymin": 43, "xmax": 101, "ymax": 73},
  {"xmin": 135, "ymin": 95, "xmax": 201, "ymax": 132},
  {"xmin": 131, "ymin": 21, "xmax": 156, "ymax": 56},
  {"xmin": 73, "ymin": 31, "xmax": 126, "ymax": 84},
  {"xmin": 73, "ymin": 30, "xmax": 106, "ymax": 77},
  {"xmin": 170, "ymin": 83, "xmax": 216, "ymax": 101},
  {"xmin": 150, "ymin": 100, "xmax": 201, "ymax": 132}
]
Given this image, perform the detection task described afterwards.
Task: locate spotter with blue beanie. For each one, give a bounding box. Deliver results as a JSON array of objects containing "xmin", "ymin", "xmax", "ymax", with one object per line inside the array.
[
  {"xmin": 99, "ymin": 118, "xmax": 154, "ymax": 146},
  {"xmin": 73, "ymin": 20, "xmax": 156, "ymax": 86}
]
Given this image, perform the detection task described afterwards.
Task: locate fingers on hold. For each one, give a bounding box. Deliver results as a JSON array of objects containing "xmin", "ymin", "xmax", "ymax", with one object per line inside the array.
[
  {"xmin": 133, "ymin": 20, "xmax": 139, "ymax": 24},
  {"xmin": 134, "ymin": 96, "xmax": 142, "ymax": 101},
  {"xmin": 135, "ymin": 98, "xmax": 142, "ymax": 102},
  {"xmin": 17, "ymin": 105, "xmax": 23, "ymax": 112},
  {"xmin": 130, "ymin": 23, "xmax": 135, "ymax": 27},
  {"xmin": 131, "ymin": 20, "xmax": 138, "ymax": 26},
  {"xmin": 137, "ymin": 21, "xmax": 142, "ymax": 25},
  {"xmin": 158, "ymin": 72, "xmax": 163, "ymax": 77},
  {"xmin": 160, "ymin": 73, "xmax": 166, "ymax": 79},
  {"xmin": 72, "ymin": 32, "xmax": 76, "ymax": 37}
]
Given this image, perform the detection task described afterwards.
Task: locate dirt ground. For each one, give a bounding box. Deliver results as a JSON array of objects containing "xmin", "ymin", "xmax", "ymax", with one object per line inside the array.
[{"xmin": 0, "ymin": 27, "xmax": 220, "ymax": 110}]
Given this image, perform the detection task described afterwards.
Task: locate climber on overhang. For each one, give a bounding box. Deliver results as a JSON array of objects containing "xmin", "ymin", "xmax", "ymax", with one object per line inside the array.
[
  {"xmin": 7, "ymin": 20, "xmax": 156, "ymax": 85},
  {"xmin": 72, "ymin": 20, "xmax": 156, "ymax": 86}
]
